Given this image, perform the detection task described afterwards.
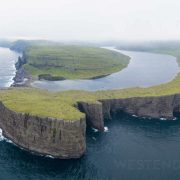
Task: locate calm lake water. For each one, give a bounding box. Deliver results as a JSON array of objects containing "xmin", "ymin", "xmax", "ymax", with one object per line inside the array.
[
  {"xmin": 32, "ymin": 47, "xmax": 180, "ymax": 91},
  {"xmin": 0, "ymin": 48, "xmax": 20, "ymax": 87},
  {"xmin": 1, "ymin": 113, "xmax": 180, "ymax": 180}
]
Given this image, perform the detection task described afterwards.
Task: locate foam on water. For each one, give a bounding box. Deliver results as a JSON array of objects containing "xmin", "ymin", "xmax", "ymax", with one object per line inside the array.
[
  {"xmin": 0, "ymin": 128, "xmax": 5, "ymax": 141},
  {"xmin": 104, "ymin": 126, "xmax": 109, "ymax": 132},
  {"xmin": 92, "ymin": 128, "xmax": 98, "ymax": 132},
  {"xmin": 0, "ymin": 128, "xmax": 12, "ymax": 143}
]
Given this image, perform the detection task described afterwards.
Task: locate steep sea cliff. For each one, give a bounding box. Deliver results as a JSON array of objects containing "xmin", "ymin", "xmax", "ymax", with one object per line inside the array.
[
  {"xmin": 0, "ymin": 102, "xmax": 86, "ymax": 159},
  {"xmin": 0, "ymin": 94, "xmax": 180, "ymax": 158}
]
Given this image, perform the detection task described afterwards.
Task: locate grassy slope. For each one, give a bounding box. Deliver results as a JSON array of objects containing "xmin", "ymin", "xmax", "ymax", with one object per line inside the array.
[
  {"xmin": 0, "ymin": 49, "xmax": 180, "ymax": 121},
  {"xmin": 23, "ymin": 46, "xmax": 130, "ymax": 79}
]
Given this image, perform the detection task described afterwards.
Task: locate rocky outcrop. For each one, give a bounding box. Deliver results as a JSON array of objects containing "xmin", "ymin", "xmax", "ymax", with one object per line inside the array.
[
  {"xmin": 100, "ymin": 95, "xmax": 179, "ymax": 120},
  {"xmin": 78, "ymin": 94, "xmax": 180, "ymax": 131},
  {"xmin": 12, "ymin": 67, "xmax": 30, "ymax": 87},
  {"xmin": 0, "ymin": 102, "xmax": 86, "ymax": 159},
  {"xmin": 38, "ymin": 74, "xmax": 66, "ymax": 81},
  {"xmin": 77, "ymin": 101, "xmax": 104, "ymax": 131},
  {"xmin": 15, "ymin": 56, "xmax": 26, "ymax": 70},
  {"xmin": 12, "ymin": 53, "xmax": 32, "ymax": 87}
]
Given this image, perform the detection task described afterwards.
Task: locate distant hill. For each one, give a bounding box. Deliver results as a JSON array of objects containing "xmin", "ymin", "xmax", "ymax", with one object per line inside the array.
[
  {"xmin": 116, "ymin": 41, "xmax": 180, "ymax": 52},
  {"xmin": 0, "ymin": 39, "xmax": 12, "ymax": 48},
  {"xmin": 10, "ymin": 40, "xmax": 62, "ymax": 52}
]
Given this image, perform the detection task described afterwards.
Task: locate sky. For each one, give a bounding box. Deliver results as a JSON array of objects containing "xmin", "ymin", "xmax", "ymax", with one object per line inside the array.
[{"xmin": 0, "ymin": 0, "xmax": 180, "ymax": 41}]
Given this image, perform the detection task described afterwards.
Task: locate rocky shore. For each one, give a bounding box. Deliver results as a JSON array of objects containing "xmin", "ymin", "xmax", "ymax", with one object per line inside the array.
[
  {"xmin": 78, "ymin": 94, "xmax": 180, "ymax": 131},
  {"xmin": 11, "ymin": 54, "xmax": 32, "ymax": 87},
  {"xmin": 0, "ymin": 94, "xmax": 180, "ymax": 158}
]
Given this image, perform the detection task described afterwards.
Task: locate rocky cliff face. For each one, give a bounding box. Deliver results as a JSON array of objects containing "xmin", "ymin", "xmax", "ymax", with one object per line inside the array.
[
  {"xmin": 12, "ymin": 53, "xmax": 31, "ymax": 87},
  {"xmin": 77, "ymin": 102, "xmax": 104, "ymax": 131},
  {"xmin": 0, "ymin": 94, "xmax": 180, "ymax": 159},
  {"xmin": 100, "ymin": 95, "xmax": 179, "ymax": 120},
  {"xmin": 0, "ymin": 102, "xmax": 86, "ymax": 159},
  {"xmin": 78, "ymin": 94, "xmax": 180, "ymax": 131}
]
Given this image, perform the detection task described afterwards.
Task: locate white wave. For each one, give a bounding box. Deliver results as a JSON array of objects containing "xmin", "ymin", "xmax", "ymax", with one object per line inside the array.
[
  {"xmin": 92, "ymin": 128, "xmax": 98, "ymax": 132},
  {"xmin": 0, "ymin": 128, "xmax": 13, "ymax": 143},
  {"xmin": 160, "ymin": 117, "xmax": 167, "ymax": 121},
  {"xmin": 45, "ymin": 155, "xmax": 55, "ymax": 159},
  {"xmin": 104, "ymin": 126, "xmax": 109, "ymax": 132},
  {"xmin": 0, "ymin": 128, "xmax": 5, "ymax": 141}
]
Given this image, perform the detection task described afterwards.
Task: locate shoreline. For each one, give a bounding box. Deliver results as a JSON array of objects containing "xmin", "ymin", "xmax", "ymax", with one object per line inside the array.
[{"xmin": 11, "ymin": 47, "xmax": 131, "ymax": 88}]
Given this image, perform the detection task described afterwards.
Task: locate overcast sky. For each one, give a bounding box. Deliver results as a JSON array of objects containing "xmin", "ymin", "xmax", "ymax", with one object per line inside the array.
[{"xmin": 0, "ymin": 0, "xmax": 180, "ymax": 41}]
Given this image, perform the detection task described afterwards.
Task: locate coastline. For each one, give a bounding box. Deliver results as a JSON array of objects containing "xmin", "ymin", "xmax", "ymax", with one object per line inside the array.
[
  {"xmin": 11, "ymin": 47, "xmax": 131, "ymax": 87},
  {"xmin": 1, "ymin": 93, "xmax": 180, "ymax": 158},
  {"xmin": 1, "ymin": 47, "xmax": 180, "ymax": 159}
]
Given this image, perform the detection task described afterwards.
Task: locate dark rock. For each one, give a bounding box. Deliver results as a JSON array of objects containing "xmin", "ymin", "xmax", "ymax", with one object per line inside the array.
[
  {"xmin": 15, "ymin": 55, "xmax": 26, "ymax": 70},
  {"xmin": 78, "ymin": 94, "xmax": 180, "ymax": 131},
  {"xmin": 38, "ymin": 74, "xmax": 66, "ymax": 81},
  {"xmin": 77, "ymin": 101, "xmax": 104, "ymax": 131},
  {"xmin": 100, "ymin": 95, "xmax": 178, "ymax": 119}
]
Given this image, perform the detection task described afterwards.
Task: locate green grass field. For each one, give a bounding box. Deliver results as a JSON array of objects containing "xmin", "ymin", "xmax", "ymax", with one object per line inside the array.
[
  {"xmin": 23, "ymin": 46, "xmax": 130, "ymax": 79},
  {"xmin": 0, "ymin": 48, "xmax": 180, "ymax": 121}
]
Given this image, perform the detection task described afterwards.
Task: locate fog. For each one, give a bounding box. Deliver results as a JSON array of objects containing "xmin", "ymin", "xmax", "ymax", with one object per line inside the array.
[{"xmin": 0, "ymin": 0, "xmax": 180, "ymax": 41}]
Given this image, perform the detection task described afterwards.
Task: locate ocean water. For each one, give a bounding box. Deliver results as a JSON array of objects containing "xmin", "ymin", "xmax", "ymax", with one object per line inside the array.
[
  {"xmin": 0, "ymin": 113, "xmax": 180, "ymax": 180},
  {"xmin": 0, "ymin": 47, "xmax": 20, "ymax": 88}
]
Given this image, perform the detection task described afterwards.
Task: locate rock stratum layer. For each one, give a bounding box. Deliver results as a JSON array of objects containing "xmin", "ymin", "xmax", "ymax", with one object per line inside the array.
[
  {"xmin": 78, "ymin": 94, "xmax": 180, "ymax": 131},
  {"xmin": 0, "ymin": 94, "xmax": 180, "ymax": 158}
]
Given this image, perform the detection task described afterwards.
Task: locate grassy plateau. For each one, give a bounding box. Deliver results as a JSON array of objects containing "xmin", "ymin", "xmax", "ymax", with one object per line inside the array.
[{"xmin": 23, "ymin": 46, "xmax": 130, "ymax": 79}]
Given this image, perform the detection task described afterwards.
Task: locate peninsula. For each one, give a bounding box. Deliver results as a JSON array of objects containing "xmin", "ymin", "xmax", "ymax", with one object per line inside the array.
[
  {"xmin": 13, "ymin": 45, "xmax": 130, "ymax": 85},
  {"xmin": 0, "ymin": 41, "xmax": 180, "ymax": 159}
]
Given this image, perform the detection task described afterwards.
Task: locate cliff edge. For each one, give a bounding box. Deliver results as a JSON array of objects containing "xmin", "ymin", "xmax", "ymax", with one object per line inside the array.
[
  {"xmin": 0, "ymin": 102, "xmax": 86, "ymax": 159},
  {"xmin": 78, "ymin": 94, "xmax": 180, "ymax": 131},
  {"xmin": 0, "ymin": 94, "xmax": 180, "ymax": 159}
]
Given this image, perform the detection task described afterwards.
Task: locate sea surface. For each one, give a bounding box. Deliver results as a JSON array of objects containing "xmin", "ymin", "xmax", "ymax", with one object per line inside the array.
[
  {"xmin": 32, "ymin": 47, "xmax": 180, "ymax": 91},
  {"xmin": 0, "ymin": 47, "xmax": 20, "ymax": 88},
  {"xmin": 0, "ymin": 113, "xmax": 180, "ymax": 180}
]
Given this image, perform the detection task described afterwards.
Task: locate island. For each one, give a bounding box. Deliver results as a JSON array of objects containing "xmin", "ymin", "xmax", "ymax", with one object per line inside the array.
[{"xmin": 0, "ymin": 41, "xmax": 180, "ymax": 159}]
